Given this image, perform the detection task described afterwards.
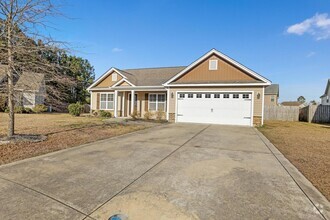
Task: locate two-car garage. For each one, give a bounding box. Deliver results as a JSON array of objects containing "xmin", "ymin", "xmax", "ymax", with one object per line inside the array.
[{"xmin": 176, "ymin": 92, "xmax": 253, "ymax": 126}]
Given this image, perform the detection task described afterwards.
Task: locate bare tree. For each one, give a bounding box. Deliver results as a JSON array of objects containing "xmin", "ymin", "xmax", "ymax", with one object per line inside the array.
[{"xmin": 0, "ymin": 0, "xmax": 73, "ymax": 138}]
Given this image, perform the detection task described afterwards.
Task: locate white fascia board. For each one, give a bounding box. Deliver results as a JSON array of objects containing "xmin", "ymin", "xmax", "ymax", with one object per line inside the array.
[
  {"xmin": 166, "ymin": 82, "xmax": 271, "ymax": 87},
  {"xmin": 164, "ymin": 49, "xmax": 272, "ymax": 85},
  {"xmin": 111, "ymin": 78, "xmax": 136, "ymax": 87},
  {"xmin": 87, "ymin": 67, "xmax": 127, "ymax": 91}
]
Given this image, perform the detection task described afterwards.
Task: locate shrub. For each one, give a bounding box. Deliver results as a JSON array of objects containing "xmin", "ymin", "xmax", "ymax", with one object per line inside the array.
[
  {"xmin": 24, "ymin": 107, "xmax": 33, "ymax": 114},
  {"xmin": 155, "ymin": 111, "xmax": 166, "ymax": 121},
  {"xmin": 68, "ymin": 102, "xmax": 84, "ymax": 116},
  {"xmin": 14, "ymin": 106, "xmax": 24, "ymax": 114},
  {"xmin": 99, "ymin": 110, "xmax": 112, "ymax": 118},
  {"xmin": 130, "ymin": 110, "xmax": 140, "ymax": 120},
  {"xmin": 144, "ymin": 111, "xmax": 154, "ymax": 120},
  {"xmin": 33, "ymin": 104, "xmax": 48, "ymax": 113}
]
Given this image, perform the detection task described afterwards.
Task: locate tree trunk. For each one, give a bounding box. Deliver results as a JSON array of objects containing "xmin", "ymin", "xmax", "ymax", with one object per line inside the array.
[{"xmin": 7, "ymin": 17, "xmax": 14, "ymax": 138}]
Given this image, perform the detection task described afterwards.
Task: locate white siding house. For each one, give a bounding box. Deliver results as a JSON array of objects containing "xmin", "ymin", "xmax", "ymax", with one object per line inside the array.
[{"xmin": 320, "ymin": 79, "xmax": 330, "ymax": 105}]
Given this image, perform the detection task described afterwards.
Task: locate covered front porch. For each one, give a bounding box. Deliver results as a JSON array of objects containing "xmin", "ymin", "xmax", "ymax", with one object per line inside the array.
[{"xmin": 112, "ymin": 89, "xmax": 168, "ymax": 119}]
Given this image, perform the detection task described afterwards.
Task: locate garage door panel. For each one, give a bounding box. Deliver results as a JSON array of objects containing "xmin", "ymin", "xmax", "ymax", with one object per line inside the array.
[{"xmin": 177, "ymin": 92, "xmax": 252, "ymax": 126}]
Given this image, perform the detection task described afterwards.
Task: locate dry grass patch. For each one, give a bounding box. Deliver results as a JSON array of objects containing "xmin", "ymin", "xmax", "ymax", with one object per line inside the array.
[
  {"xmin": 0, "ymin": 113, "xmax": 154, "ymax": 165},
  {"xmin": 258, "ymin": 120, "xmax": 330, "ymax": 200}
]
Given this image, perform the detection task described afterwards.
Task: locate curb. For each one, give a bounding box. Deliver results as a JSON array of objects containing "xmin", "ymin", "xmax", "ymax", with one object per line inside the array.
[{"xmin": 255, "ymin": 128, "xmax": 330, "ymax": 220}]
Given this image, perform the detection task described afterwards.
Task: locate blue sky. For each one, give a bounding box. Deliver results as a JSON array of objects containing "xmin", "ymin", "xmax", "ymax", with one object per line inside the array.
[{"xmin": 49, "ymin": 0, "xmax": 330, "ymax": 102}]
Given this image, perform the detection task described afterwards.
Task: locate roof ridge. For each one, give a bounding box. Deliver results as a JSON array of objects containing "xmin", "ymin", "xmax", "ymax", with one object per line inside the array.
[{"xmin": 123, "ymin": 66, "xmax": 186, "ymax": 71}]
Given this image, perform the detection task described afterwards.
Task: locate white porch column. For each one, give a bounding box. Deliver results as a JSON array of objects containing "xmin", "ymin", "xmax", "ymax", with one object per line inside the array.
[
  {"xmin": 131, "ymin": 90, "xmax": 135, "ymax": 114},
  {"xmin": 114, "ymin": 90, "xmax": 118, "ymax": 117},
  {"xmin": 122, "ymin": 91, "xmax": 125, "ymax": 117},
  {"xmin": 166, "ymin": 89, "xmax": 170, "ymax": 120}
]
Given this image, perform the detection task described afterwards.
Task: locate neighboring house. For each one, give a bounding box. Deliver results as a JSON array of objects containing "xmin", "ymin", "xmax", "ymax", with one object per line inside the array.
[
  {"xmin": 14, "ymin": 72, "xmax": 46, "ymax": 108},
  {"xmin": 87, "ymin": 49, "xmax": 272, "ymax": 126},
  {"xmin": 281, "ymin": 101, "xmax": 306, "ymax": 108},
  {"xmin": 0, "ymin": 65, "xmax": 46, "ymax": 108},
  {"xmin": 320, "ymin": 79, "xmax": 330, "ymax": 105},
  {"xmin": 264, "ymin": 84, "xmax": 279, "ymax": 106}
]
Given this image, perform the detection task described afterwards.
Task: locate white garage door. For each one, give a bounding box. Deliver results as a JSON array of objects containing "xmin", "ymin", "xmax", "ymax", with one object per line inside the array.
[{"xmin": 177, "ymin": 92, "xmax": 253, "ymax": 126}]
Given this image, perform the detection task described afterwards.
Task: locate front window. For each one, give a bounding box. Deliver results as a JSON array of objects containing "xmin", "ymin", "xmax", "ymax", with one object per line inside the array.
[
  {"xmin": 149, "ymin": 94, "xmax": 166, "ymax": 111},
  {"xmin": 100, "ymin": 93, "xmax": 114, "ymax": 110}
]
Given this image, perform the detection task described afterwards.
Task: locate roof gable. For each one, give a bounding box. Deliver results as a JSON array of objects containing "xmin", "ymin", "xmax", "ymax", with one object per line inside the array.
[
  {"xmin": 321, "ymin": 79, "xmax": 330, "ymax": 98},
  {"xmin": 164, "ymin": 49, "xmax": 271, "ymax": 85},
  {"xmin": 87, "ymin": 68, "xmax": 130, "ymax": 90}
]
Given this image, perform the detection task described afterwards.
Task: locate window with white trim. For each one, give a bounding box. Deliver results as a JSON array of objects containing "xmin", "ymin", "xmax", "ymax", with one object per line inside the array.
[
  {"xmin": 214, "ymin": 94, "xmax": 220, "ymax": 98},
  {"xmin": 209, "ymin": 60, "xmax": 218, "ymax": 70},
  {"xmin": 233, "ymin": 94, "xmax": 239, "ymax": 99},
  {"xmin": 179, "ymin": 93, "xmax": 185, "ymax": 98},
  {"xmin": 188, "ymin": 94, "xmax": 193, "ymax": 98},
  {"xmin": 149, "ymin": 94, "xmax": 166, "ymax": 111},
  {"xmin": 100, "ymin": 93, "xmax": 114, "ymax": 110},
  {"xmin": 223, "ymin": 94, "xmax": 229, "ymax": 98},
  {"xmin": 205, "ymin": 94, "xmax": 211, "ymax": 98},
  {"xmin": 112, "ymin": 73, "xmax": 118, "ymax": 81},
  {"xmin": 196, "ymin": 94, "xmax": 202, "ymax": 98}
]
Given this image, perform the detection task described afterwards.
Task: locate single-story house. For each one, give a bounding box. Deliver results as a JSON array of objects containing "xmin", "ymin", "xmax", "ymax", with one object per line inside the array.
[
  {"xmin": 0, "ymin": 65, "xmax": 46, "ymax": 108},
  {"xmin": 320, "ymin": 79, "xmax": 330, "ymax": 105},
  {"xmin": 87, "ymin": 49, "xmax": 272, "ymax": 126},
  {"xmin": 281, "ymin": 101, "xmax": 306, "ymax": 108},
  {"xmin": 264, "ymin": 84, "xmax": 279, "ymax": 106}
]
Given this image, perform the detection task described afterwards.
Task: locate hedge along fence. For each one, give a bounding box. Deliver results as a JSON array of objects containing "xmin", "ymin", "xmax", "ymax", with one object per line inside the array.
[
  {"xmin": 300, "ymin": 105, "xmax": 330, "ymax": 123},
  {"xmin": 264, "ymin": 106, "xmax": 299, "ymax": 121}
]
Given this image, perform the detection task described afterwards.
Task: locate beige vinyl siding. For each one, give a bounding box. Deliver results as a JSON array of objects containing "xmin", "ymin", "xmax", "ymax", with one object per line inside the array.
[
  {"xmin": 168, "ymin": 87, "xmax": 264, "ymax": 117},
  {"xmin": 173, "ymin": 55, "xmax": 260, "ymax": 83},
  {"xmin": 264, "ymin": 94, "xmax": 278, "ymax": 106},
  {"xmin": 95, "ymin": 72, "xmax": 123, "ymax": 88},
  {"xmin": 118, "ymin": 81, "xmax": 131, "ymax": 86}
]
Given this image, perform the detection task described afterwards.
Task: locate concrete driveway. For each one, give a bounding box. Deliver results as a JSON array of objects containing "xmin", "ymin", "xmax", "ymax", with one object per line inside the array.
[{"xmin": 0, "ymin": 124, "xmax": 328, "ymax": 220}]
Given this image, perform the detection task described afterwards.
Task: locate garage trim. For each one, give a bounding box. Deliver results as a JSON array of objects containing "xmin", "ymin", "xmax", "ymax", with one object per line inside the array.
[{"xmin": 175, "ymin": 90, "xmax": 254, "ymax": 126}]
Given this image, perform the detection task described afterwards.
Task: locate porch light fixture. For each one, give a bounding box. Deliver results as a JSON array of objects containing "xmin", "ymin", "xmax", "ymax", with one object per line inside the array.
[
  {"xmin": 257, "ymin": 92, "xmax": 260, "ymax": 99},
  {"xmin": 171, "ymin": 92, "xmax": 174, "ymax": 98}
]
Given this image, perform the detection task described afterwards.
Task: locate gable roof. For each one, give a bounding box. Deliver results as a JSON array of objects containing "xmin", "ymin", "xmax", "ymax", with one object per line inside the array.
[
  {"xmin": 14, "ymin": 72, "xmax": 44, "ymax": 91},
  {"xmin": 164, "ymin": 49, "xmax": 271, "ymax": 86},
  {"xmin": 87, "ymin": 67, "xmax": 132, "ymax": 90},
  {"xmin": 88, "ymin": 49, "xmax": 271, "ymax": 90},
  {"xmin": 265, "ymin": 84, "xmax": 279, "ymax": 96},
  {"xmin": 320, "ymin": 79, "xmax": 330, "ymax": 98},
  {"xmin": 119, "ymin": 66, "xmax": 185, "ymax": 87}
]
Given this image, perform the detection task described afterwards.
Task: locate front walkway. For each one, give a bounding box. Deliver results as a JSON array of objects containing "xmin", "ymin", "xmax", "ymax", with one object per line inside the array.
[{"xmin": 0, "ymin": 124, "xmax": 328, "ymax": 219}]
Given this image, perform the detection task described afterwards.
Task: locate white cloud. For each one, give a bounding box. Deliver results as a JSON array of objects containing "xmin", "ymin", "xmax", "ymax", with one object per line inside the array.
[
  {"xmin": 112, "ymin": 47, "xmax": 123, "ymax": 52},
  {"xmin": 287, "ymin": 13, "xmax": 330, "ymax": 40},
  {"xmin": 306, "ymin": 51, "xmax": 316, "ymax": 58}
]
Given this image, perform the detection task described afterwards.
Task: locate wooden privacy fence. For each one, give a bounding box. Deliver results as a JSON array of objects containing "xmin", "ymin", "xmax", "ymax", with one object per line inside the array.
[
  {"xmin": 264, "ymin": 106, "xmax": 299, "ymax": 121},
  {"xmin": 300, "ymin": 105, "xmax": 330, "ymax": 123}
]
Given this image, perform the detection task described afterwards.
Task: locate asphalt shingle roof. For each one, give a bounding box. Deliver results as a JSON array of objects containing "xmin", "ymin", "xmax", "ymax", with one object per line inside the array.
[
  {"xmin": 265, "ymin": 84, "xmax": 279, "ymax": 95},
  {"xmin": 14, "ymin": 72, "xmax": 44, "ymax": 91},
  {"xmin": 118, "ymin": 66, "xmax": 186, "ymax": 86}
]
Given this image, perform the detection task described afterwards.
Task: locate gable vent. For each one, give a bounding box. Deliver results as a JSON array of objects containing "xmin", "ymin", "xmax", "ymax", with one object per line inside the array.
[{"xmin": 209, "ymin": 60, "xmax": 218, "ymax": 70}]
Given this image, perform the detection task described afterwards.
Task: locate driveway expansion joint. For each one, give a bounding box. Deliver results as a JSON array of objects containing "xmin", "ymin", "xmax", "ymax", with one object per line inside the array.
[
  {"xmin": 188, "ymin": 145, "xmax": 272, "ymax": 155},
  {"xmin": 0, "ymin": 175, "xmax": 92, "ymax": 219},
  {"xmin": 254, "ymin": 128, "xmax": 328, "ymax": 220},
  {"xmin": 85, "ymin": 124, "xmax": 211, "ymax": 218}
]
